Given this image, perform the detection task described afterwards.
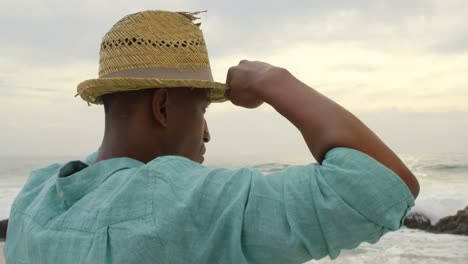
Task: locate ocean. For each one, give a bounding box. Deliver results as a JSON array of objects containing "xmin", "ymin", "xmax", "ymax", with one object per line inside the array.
[{"xmin": 1, "ymin": 153, "xmax": 468, "ymax": 263}]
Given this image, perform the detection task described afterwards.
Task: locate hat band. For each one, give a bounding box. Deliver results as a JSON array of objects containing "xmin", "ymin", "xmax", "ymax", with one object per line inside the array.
[{"xmin": 101, "ymin": 67, "xmax": 214, "ymax": 81}]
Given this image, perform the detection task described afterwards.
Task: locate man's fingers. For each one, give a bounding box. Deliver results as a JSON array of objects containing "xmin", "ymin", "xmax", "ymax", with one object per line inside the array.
[{"xmin": 225, "ymin": 66, "xmax": 236, "ymax": 86}]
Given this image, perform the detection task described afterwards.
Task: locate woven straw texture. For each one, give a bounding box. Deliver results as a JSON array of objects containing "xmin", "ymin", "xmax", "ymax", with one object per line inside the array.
[{"xmin": 77, "ymin": 10, "xmax": 227, "ymax": 104}]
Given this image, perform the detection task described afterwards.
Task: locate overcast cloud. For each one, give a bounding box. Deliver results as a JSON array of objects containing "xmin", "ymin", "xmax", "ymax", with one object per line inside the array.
[{"xmin": 0, "ymin": 0, "xmax": 467, "ymax": 157}]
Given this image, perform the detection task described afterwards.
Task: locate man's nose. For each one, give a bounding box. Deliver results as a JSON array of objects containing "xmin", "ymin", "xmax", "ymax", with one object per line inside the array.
[{"xmin": 203, "ymin": 120, "xmax": 210, "ymax": 143}]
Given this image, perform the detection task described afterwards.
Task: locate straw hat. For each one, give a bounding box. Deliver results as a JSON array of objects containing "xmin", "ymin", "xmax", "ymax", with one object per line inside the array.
[{"xmin": 77, "ymin": 10, "xmax": 228, "ymax": 104}]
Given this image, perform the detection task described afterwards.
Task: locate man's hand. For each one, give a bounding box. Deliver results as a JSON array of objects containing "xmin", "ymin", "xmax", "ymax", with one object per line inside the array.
[{"xmin": 225, "ymin": 60, "xmax": 283, "ymax": 109}]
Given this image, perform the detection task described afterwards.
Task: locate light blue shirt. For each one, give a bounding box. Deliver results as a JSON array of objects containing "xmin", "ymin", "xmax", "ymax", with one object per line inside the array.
[{"xmin": 5, "ymin": 148, "xmax": 414, "ymax": 263}]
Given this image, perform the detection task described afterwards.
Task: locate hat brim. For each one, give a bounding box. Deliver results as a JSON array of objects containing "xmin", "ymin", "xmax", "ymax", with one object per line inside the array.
[{"xmin": 77, "ymin": 77, "xmax": 229, "ymax": 104}]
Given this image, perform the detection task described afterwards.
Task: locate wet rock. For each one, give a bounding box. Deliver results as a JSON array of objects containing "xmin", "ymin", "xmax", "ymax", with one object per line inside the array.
[
  {"xmin": 404, "ymin": 212, "xmax": 431, "ymax": 229},
  {"xmin": 404, "ymin": 206, "xmax": 468, "ymax": 236},
  {"xmin": 431, "ymin": 206, "xmax": 468, "ymax": 236},
  {"xmin": 0, "ymin": 219, "xmax": 7, "ymax": 241}
]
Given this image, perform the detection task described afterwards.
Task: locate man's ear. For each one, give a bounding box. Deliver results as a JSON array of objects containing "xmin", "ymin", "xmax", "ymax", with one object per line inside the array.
[{"xmin": 152, "ymin": 89, "xmax": 169, "ymax": 127}]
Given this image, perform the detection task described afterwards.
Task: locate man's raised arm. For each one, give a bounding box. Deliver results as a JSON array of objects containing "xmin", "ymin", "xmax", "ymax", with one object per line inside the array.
[{"xmin": 226, "ymin": 60, "xmax": 419, "ymax": 198}]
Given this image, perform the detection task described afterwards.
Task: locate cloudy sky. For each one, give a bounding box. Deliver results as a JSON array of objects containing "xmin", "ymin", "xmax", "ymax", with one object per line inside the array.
[{"xmin": 0, "ymin": 0, "xmax": 467, "ymax": 163}]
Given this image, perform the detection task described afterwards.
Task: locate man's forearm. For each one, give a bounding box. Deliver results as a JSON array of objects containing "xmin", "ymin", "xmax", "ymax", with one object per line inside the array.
[{"xmin": 253, "ymin": 68, "xmax": 420, "ymax": 198}]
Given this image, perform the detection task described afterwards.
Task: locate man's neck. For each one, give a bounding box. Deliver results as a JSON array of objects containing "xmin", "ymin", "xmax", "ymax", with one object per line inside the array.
[{"xmin": 95, "ymin": 125, "xmax": 161, "ymax": 164}]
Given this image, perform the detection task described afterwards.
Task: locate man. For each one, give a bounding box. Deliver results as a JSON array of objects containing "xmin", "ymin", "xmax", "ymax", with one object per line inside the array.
[{"xmin": 5, "ymin": 10, "xmax": 418, "ymax": 263}]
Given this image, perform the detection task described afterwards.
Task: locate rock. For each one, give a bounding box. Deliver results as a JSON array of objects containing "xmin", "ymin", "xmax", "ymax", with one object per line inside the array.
[
  {"xmin": 431, "ymin": 206, "xmax": 468, "ymax": 236},
  {"xmin": 0, "ymin": 219, "xmax": 7, "ymax": 241},
  {"xmin": 404, "ymin": 206, "xmax": 468, "ymax": 236},
  {"xmin": 404, "ymin": 212, "xmax": 432, "ymax": 229}
]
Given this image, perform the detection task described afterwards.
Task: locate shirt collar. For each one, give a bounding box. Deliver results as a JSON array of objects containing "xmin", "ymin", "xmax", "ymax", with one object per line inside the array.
[{"xmin": 55, "ymin": 157, "xmax": 144, "ymax": 209}]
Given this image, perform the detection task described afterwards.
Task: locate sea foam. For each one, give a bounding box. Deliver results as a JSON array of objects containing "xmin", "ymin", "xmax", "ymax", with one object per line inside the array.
[{"xmin": 410, "ymin": 182, "xmax": 468, "ymax": 224}]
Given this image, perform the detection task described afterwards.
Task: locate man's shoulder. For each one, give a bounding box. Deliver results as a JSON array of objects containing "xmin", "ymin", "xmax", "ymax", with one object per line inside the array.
[{"xmin": 10, "ymin": 161, "xmax": 65, "ymax": 222}]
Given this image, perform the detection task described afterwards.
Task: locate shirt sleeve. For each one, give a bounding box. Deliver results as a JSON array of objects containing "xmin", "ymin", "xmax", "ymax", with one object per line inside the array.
[{"xmin": 241, "ymin": 147, "xmax": 415, "ymax": 262}]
